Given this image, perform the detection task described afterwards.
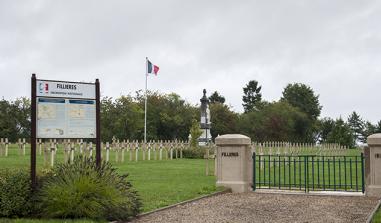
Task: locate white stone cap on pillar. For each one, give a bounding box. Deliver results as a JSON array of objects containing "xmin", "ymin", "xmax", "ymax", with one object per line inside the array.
[
  {"xmin": 215, "ymin": 134, "xmax": 251, "ymax": 146},
  {"xmin": 368, "ymin": 134, "xmax": 381, "ymax": 146}
]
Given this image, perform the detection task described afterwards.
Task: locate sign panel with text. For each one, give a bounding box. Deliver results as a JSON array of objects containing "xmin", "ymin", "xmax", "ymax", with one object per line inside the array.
[{"xmin": 36, "ymin": 80, "xmax": 96, "ymax": 99}]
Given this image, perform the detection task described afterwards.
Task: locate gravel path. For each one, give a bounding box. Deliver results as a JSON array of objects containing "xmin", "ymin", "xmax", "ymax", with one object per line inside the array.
[{"xmin": 131, "ymin": 192, "xmax": 379, "ymax": 223}]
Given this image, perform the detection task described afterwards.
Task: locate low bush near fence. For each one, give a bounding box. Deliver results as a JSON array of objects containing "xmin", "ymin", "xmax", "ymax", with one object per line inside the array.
[
  {"xmin": 182, "ymin": 146, "xmax": 205, "ymax": 159},
  {"xmin": 0, "ymin": 169, "xmax": 33, "ymax": 217},
  {"xmin": 37, "ymin": 156, "xmax": 141, "ymax": 221}
]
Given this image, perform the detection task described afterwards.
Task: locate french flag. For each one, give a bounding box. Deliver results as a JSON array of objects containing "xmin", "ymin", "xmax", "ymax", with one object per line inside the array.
[{"xmin": 147, "ymin": 59, "xmax": 159, "ymax": 75}]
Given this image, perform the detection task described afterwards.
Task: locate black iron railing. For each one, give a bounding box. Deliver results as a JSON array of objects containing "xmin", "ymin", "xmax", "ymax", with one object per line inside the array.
[{"xmin": 252, "ymin": 153, "xmax": 364, "ymax": 193}]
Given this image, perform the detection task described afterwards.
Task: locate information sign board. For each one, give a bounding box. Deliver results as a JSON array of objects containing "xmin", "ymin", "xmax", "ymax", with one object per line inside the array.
[{"xmin": 31, "ymin": 74, "xmax": 101, "ymax": 188}]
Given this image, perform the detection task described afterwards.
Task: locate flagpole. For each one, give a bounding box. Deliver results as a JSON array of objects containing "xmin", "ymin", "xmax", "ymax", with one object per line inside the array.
[{"xmin": 144, "ymin": 57, "xmax": 148, "ymax": 143}]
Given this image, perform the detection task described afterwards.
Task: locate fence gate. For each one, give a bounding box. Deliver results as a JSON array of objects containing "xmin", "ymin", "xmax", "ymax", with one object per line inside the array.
[{"xmin": 252, "ymin": 153, "xmax": 365, "ymax": 193}]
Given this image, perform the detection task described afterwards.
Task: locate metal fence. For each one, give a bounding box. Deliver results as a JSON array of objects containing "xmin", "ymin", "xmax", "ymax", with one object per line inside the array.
[{"xmin": 252, "ymin": 153, "xmax": 365, "ymax": 193}]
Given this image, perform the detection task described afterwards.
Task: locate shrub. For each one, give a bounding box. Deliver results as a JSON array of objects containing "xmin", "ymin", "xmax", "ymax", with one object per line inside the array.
[
  {"xmin": 182, "ymin": 146, "xmax": 205, "ymax": 159},
  {"xmin": 0, "ymin": 169, "xmax": 32, "ymax": 217},
  {"xmin": 38, "ymin": 156, "xmax": 141, "ymax": 221}
]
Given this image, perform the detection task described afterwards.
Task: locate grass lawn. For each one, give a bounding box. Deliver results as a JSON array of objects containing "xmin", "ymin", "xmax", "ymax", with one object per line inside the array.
[
  {"xmin": 372, "ymin": 205, "xmax": 381, "ymax": 223},
  {"xmin": 0, "ymin": 145, "xmax": 219, "ymax": 219}
]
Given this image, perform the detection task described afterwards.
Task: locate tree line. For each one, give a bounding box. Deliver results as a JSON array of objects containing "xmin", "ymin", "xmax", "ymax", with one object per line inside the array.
[{"xmin": 0, "ymin": 81, "xmax": 380, "ymax": 147}]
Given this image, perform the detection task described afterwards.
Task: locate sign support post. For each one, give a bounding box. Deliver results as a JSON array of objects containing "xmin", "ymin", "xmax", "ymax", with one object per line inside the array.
[
  {"xmin": 31, "ymin": 74, "xmax": 37, "ymax": 190},
  {"xmin": 95, "ymin": 78, "xmax": 101, "ymax": 167}
]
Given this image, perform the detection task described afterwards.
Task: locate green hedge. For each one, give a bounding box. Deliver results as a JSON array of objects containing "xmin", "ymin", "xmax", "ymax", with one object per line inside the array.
[{"xmin": 0, "ymin": 169, "xmax": 33, "ymax": 217}]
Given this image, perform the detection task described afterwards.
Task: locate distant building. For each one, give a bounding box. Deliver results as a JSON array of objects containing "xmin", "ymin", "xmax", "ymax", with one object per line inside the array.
[{"xmin": 199, "ymin": 89, "xmax": 211, "ymax": 146}]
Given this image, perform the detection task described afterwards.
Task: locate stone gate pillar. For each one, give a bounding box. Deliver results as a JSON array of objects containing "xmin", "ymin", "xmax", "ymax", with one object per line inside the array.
[
  {"xmin": 215, "ymin": 134, "xmax": 252, "ymax": 193},
  {"xmin": 366, "ymin": 133, "xmax": 381, "ymax": 197}
]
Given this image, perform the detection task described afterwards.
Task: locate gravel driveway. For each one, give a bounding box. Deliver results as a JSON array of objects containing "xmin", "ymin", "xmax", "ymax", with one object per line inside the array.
[{"xmin": 131, "ymin": 192, "xmax": 379, "ymax": 223}]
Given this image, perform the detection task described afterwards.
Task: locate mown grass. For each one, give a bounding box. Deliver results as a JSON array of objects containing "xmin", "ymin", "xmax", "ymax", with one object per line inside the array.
[
  {"xmin": 372, "ymin": 205, "xmax": 381, "ymax": 223},
  {"xmin": 0, "ymin": 144, "xmax": 218, "ymax": 219}
]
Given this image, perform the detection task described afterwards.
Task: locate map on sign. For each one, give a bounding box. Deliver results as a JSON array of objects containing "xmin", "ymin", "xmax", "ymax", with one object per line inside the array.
[
  {"xmin": 37, "ymin": 98, "xmax": 96, "ymax": 138},
  {"xmin": 38, "ymin": 104, "xmax": 56, "ymax": 119},
  {"xmin": 69, "ymin": 104, "xmax": 85, "ymax": 118}
]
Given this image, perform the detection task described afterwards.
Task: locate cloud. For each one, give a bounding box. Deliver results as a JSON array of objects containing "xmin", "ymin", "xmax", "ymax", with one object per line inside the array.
[{"xmin": 0, "ymin": 0, "xmax": 380, "ymax": 122}]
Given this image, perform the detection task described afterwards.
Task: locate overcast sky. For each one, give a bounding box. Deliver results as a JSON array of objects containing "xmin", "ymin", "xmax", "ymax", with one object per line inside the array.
[{"xmin": 0, "ymin": 0, "xmax": 380, "ymax": 123}]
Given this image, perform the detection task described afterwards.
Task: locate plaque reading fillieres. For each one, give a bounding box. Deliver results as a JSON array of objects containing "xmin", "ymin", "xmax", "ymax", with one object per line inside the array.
[{"xmin": 221, "ymin": 152, "xmax": 239, "ymax": 157}]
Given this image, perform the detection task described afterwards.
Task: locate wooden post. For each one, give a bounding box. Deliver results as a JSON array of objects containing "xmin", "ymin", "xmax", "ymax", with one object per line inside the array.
[
  {"xmin": 135, "ymin": 146, "xmax": 139, "ymax": 162},
  {"xmin": 80, "ymin": 139, "xmax": 83, "ymax": 154},
  {"xmin": 129, "ymin": 141, "xmax": 133, "ymax": 161},
  {"xmin": 180, "ymin": 141, "xmax": 183, "ymax": 159},
  {"xmin": 159, "ymin": 141, "xmax": 163, "ymax": 160},
  {"xmin": 142, "ymin": 142, "xmax": 147, "ymax": 160},
  {"xmin": 0, "ymin": 138, "xmax": 3, "ymax": 156},
  {"xmin": 148, "ymin": 141, "xmax": 152, "ymax": 160},
  {"xmin": 165, "ymin": 141, "xmax": 169, "ymax": 160},
  {"xmin": 31, "ymin": 74, "xmax": 37, "ymax": 189},
  {"xmin": 18, "ymin": 138, "xmax": 21, "ymax": 155},
  {"xmin": 53, "ymin": 139, "xmax": 57, "ymax": 157},
  {"xmin": 121, "ymin": 140, "xmax": 125, "ymax": 163},
  {"xmin": 115, "ymin": 140, "xmax": 119, "ymax": 163},
  {"xmin": 43, "ymin": 141, "xmax": 48, "ymax": 167},
  {"xmin": 5, "ymin": 138, "xmax": 8, "ymax": 157},
  {"xmin": 50, "ymin": 140, "xmax": 55, "ymax": 167},
  {"xmin": 106, "ymin": 142, "xmax": 110, "ymax": 162},
  {"xmin": 83, "ymin": 142, "xmax": 87, "ymax": 157},
  {"xmin": 70, "ymin": 141, "xmax": 75, "ymax": 163},
  {"xmin": 89, "ymin": 142, "xmax": 93, "ymax": 158},
  {"xmin": 205, "ymin": 148, "xmax": 210, "ymax": 176},
  {"xmin": 95, "ymin": 78, "xmax": 101, "ymax": 167},
  {"xmin": 154, "ymin": 141, "xmax": 157, "ymax": 160},
  {"xmin": 38, "ymin": 139, "xmax": 42, "ymax": 155},
  {"xmin": 64, "ymin": 139, "xmax": 69, "ymax": 163}
]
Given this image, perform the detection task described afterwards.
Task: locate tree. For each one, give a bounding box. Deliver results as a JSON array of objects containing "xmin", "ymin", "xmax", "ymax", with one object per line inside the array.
[
  {"xmin": 317, "ymin": 117, "xmax": 335, "ymax": 143},
  {"xmin": 100, "ymin": 96, "xmax": 144, "ymax": 141},
  {"xmin": 375, "ymin": 120, "xmax": 381, "ymax": 133},
  {"xmin": 100, "ymin": 91, "xmax": 198, "ymax": 141},
  {"xmin": 238, "ymin": 102, "xmax": 309, "ymax": 142},
  {"xmin": 189, "ymin": 119, "xmax": 202, "ymax": 147},
  {"xmin": 347, "ymin": 111, "xmax": 364, "ymax": 143},
  {"xmin": 362, "ymin": 121, "xmax": 376, "ymax": 142},
  {"xmin": 281, "ymin": 83, "xmax": 322, "ymax": 120},
  {"xmin": 242, "ymin": 80, "xmax": 262, "ymax": 113},
  {"xmin": 0, "ymin": 98, "xmax": 30, "ymax": 142},
  {"xmin": 326, "ymin": 118, "xmax": 355, "ymax": 148},
  {"xmin": 209, "ymin": 103, "xmax": 238, "ymax": 139},
  {"xmin": 209, "ymin": 91, "xmax": 225, "ymax": 104},
  {"xmin": 134, "ymin": 91, "xmax": 198, "ymax": 140}
]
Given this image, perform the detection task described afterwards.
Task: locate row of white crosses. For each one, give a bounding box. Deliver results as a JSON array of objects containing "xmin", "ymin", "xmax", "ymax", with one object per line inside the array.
[
  {"xmin": 0, "ymin": 138, "xmax": 27, "ymax": 157},
  {"xmin": 252, "ymin": 141, "xmax": 349, "ymax": 157},
  {"xmin": 35, "ymin": 138, "xmax": 190, "ymax": 166},
  {"xmin": 104, "ymin": 139, "xmax": 190, "ymax": 163},
  {"xmin": 251, "ymin": 142, "xmax": 353, "ymax": 169}
]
